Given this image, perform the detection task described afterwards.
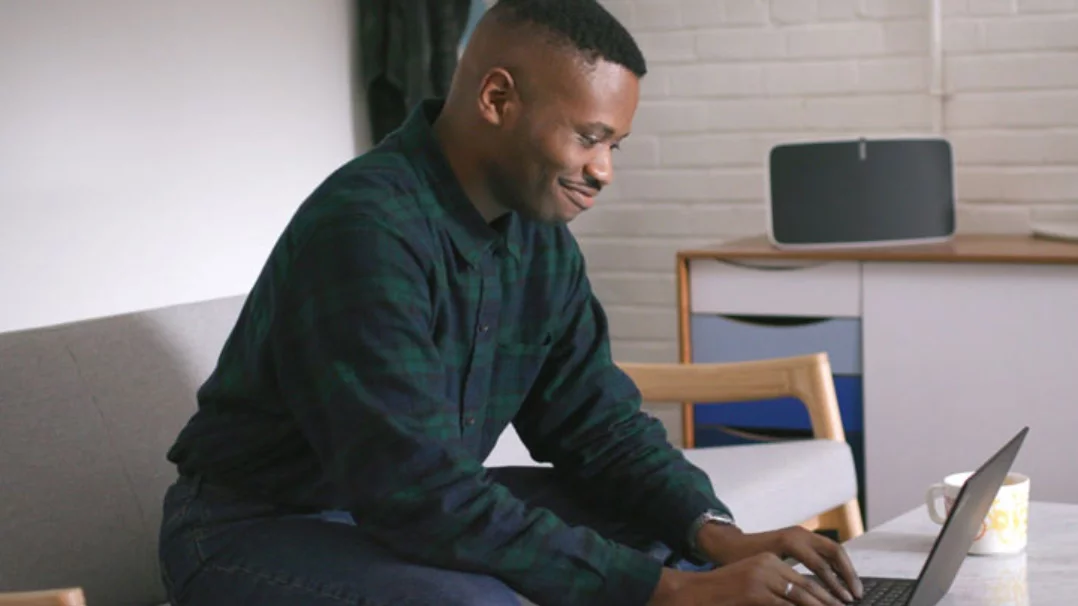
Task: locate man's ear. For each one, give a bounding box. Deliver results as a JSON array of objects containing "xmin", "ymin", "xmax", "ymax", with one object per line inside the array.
[{"xmin": 477, "ymin": 67, "xmax": 517, "ymax": 127}]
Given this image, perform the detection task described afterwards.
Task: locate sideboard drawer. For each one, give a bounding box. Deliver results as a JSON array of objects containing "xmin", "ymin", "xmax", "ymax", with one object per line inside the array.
[
  {"xmin": 689, "ymin": 259, "xmax": 862, "ymax": 318},
  {"xmin": 690, "ymin": 314, "xmax": 862, "ymax": 375}
]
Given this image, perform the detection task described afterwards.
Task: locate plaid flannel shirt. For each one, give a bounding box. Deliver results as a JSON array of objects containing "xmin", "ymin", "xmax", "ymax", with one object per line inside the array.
[{"xmin": 167, "ymin": 99, "xmax": 730, "ymax": 606}]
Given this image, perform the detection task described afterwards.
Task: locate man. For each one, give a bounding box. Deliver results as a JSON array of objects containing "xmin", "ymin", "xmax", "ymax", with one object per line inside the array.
[{"xmin": 158, "ymin": 1, "xmax": 865, "ymax": 605}]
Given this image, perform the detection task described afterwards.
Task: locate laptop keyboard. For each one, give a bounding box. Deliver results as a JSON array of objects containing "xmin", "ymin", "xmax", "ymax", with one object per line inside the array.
[
  {"xmin": 853, "ymin": 578, "xmax": 915, "ymax": 605},
  {"xmin": 805, "ymin": 575, "xmax": 915, "ymax": 606}
]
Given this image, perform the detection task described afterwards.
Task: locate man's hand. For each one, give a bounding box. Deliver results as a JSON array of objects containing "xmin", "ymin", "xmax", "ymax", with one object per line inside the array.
[
  {"xmin": 647, "ymin": 553, "xmax": 852, "ymax": 606},
  {"xmin": 697, "ymin": 523, "xmax": 863, "ymax": 603}
]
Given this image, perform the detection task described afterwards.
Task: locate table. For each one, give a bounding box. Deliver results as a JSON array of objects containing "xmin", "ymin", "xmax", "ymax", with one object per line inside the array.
[
  {"xmin": 677, "ymin": 234, "xmax": 1078, "ymax": 527},
  {"xmin": 834, "ymin": 501, "xmax": 1078, "ymax": 604}
]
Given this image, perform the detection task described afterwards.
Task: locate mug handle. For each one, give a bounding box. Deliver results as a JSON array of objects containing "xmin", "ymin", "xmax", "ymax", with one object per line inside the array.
[{"xmin": 925, "ymin": 483, "xmax": 948, "ymax": 524}]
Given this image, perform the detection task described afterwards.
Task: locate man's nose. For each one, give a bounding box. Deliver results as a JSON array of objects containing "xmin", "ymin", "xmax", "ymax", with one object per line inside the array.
[{"xmin": 585, "ymin": 146, "xmax": 614, "ymax": 189}]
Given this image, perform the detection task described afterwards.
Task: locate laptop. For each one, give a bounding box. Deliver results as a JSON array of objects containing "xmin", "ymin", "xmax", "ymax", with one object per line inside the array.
[{"xmin": 809, "ymin": 426, "xmax": 1029, "ymax": 606}]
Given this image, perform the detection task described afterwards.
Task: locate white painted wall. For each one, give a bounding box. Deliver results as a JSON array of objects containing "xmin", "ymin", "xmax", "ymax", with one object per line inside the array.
[
  {"xmin": 0, "ymin": 0, "xmax": 363, "ymax": 333},
  {"xmin": 577, "ymin": 0, "xmax": 1078, "ymax": 367},
  {"xmin": 5, "ymin": 0, "xmax": 1075, "ymax": 390}
]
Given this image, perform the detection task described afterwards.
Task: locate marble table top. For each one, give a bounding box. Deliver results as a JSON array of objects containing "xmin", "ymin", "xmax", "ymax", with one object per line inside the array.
[{"xmin": 836, "ymin": 501, "xmax": 1078, "ymax": 605}]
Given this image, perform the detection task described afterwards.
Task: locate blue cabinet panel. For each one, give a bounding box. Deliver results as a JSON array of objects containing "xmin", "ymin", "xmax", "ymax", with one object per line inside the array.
[
  {"xmin": 693, "ymin": 375, "xmax": 863, "ymax": 432},
  {"xmin": 691, "ymin": 314, "xmax": 862, "ymax": 375}
]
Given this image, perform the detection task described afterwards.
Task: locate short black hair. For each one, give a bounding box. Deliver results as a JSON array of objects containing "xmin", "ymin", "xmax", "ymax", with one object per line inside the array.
[{"xmin": 487, "ymin": 0, "xmax": 647, "ymax": 78}]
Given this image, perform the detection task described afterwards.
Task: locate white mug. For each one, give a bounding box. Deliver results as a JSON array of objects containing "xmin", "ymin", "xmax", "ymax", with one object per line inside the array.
[
  {"xmin": 925, "ymin": 471, "xmax": 1030, "ymax": 555},
  {"xmin": 978, "ymin": 552, "xmax": 1029, "ymax": 606}
]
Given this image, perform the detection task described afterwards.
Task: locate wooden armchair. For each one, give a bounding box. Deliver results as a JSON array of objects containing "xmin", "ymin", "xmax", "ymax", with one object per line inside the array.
[
  {"xmin": 0, "ymin": 589, "xmax": 86, "ymax": 606},
  {"xmin": 618, "ymin": 352, "xmax": 865, "ymax": 542}
]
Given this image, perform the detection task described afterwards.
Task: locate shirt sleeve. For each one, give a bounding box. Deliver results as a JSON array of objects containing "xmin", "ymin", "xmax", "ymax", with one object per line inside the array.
[
  {"xmin": 512, "ymin": 232, "xmax": 734, "ymax": 559},
  {"xmin": 269, "ymin": 215, "xmax": 662, "ymax": 606}
]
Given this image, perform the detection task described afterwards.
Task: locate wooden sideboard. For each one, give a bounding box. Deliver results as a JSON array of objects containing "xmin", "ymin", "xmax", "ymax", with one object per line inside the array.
[{"xmin": 676, "ymin": 234, "xmax": 1078, "ymax": 528}]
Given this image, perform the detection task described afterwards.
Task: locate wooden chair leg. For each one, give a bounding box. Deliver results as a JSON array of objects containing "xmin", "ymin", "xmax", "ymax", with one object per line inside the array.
[{"xmin": 817, "ymin": 498, "xmax": 865, "ymax": 543}]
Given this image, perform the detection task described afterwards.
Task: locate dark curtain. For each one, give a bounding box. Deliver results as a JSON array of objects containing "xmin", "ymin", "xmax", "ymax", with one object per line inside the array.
[{"xmin": 358, "ymin": 0, "xmax": 474, "ymax": 144}]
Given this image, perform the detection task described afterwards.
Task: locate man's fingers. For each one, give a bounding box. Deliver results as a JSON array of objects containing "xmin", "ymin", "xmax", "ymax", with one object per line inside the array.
[
  {"xmin": 821, "ymin": 540, "xmax": 863, "ymax": 599},
  {"xmin": 801, "ymin": 576, "xmax": 847, "ymax": 606},
  {"xmin": 762, "ymin": 554, "xmax": 834, "ymax": 606},
  {"xmin": 794, "ymin": 556, "xmax": 852, "ymax": 605},
  {"xmin": 785, "ymin": 536, "xmax": 856, "ymax": 603},
  {"xmin": 774, "ymin": 571, "xmax": 833, "ymax": 606},
  {"xmin": 792, "ymin": 531, "xmax": 862, "ymax": 601}
]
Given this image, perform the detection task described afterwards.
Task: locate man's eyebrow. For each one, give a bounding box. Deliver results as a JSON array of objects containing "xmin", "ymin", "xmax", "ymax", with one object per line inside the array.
[{"xmin": 582, "ymin": 122, "xmax": 617, "ymax": 137}]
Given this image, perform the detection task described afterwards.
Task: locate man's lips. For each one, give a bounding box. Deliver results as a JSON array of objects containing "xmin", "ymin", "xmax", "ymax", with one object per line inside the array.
[{"xmin": 560, "ymin": 181, "xmax": 599, "ymax": 210}]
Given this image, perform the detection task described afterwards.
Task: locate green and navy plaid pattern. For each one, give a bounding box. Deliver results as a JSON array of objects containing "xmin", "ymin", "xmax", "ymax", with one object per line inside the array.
[{"xmin": 166, "ymin": 100, "xmax": 730, "ymax": 606}]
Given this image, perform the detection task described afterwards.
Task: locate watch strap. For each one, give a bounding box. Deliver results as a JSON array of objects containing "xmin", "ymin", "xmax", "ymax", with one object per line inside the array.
[{"xmin": 686, "ymin": 509, "xmax": 737, "ymax": 561}]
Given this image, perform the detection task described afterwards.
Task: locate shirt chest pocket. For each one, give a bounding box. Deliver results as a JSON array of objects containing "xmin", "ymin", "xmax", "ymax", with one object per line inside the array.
[{"xmin": 492, "ymin": 326, "xmax": 556, "ymax": 402}]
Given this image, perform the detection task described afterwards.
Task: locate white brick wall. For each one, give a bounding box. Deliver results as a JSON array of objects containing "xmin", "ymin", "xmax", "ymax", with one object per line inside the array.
[{"xmin": 574, "ymin": 0, "xmax": 1078, "ymax": 372}]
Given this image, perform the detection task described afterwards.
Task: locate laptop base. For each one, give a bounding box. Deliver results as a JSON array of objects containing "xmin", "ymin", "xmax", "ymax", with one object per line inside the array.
[{"xmin": 805, "ymin": 574, "xmax": 915, "ymax": 606}]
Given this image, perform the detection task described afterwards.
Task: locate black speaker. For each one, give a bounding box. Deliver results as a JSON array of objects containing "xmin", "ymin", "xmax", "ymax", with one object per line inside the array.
[{"xmin": 766, "ymin": 137, "xmax": 956, "ymax": 249}]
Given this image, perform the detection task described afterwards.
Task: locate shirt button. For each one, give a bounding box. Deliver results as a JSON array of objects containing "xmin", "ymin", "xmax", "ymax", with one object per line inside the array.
[
  {"xmin": 465, "ymin": 416, "xmax": 476, "ymax": 426},
  {"xmin": 478, "ymin": 324, "xmax": 489, "ymax": 333}
]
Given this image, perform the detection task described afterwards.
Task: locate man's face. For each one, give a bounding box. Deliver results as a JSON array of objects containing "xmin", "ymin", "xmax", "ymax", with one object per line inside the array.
[{"xmin": 489, "ymin": 58, "xmax": 640, "ymax": 224}]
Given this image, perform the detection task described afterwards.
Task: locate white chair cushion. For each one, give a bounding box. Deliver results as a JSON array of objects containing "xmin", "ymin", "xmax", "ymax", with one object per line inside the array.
[
  {"xmin": 484, "ymin": 425, "xmax": 549, "ymax": 468},
  {"xmin": 682, "ymin": 439, "xmax": 858, "ymax": 533},
  {"xmin": 485, "ymin": 427, "xmax": 857, "ymax": 534}
]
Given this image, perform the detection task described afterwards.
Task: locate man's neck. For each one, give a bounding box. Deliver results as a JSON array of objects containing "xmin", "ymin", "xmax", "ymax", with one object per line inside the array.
[{"xmin": 432, "ymin": 110, "xmax": 507, "ymax": 224}]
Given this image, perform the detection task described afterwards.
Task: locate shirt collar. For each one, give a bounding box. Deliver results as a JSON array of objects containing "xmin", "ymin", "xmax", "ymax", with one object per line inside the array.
[{"xmin": 397, "ymin": 99, "xmax": 522, "ymax": 266}]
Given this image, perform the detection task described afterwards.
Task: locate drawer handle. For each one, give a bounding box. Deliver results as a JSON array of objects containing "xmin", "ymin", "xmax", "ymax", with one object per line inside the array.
[
  {"xmin": 717, "ymin": 259, "xmax": 831, "ymax": 271},
  {"xmin": 723, "ymin": 314, "xmax": 830, "ymax": 327}
]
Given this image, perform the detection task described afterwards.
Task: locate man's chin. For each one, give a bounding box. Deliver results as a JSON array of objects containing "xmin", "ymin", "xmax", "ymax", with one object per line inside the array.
[
  {"xmin": 543, "ymin": 209, "xmax": 579, "ymax": 225},
  {"xmin": 514, "ymin": 201, "xmax": 576, "ymax": 225},
  {"xmin": 523, "ymin": 214, "xmax": 570, "ymax": 226}
]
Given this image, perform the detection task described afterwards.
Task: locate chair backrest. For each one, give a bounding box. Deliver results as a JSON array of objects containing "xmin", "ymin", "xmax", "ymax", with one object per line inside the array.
[
  {"xmin": 618, "ymin": 353, "xmax": 848, "ymax": 443},
  {"xmin": 484, "ymin": 353, "xmax": 847, "ymax": 466},
  {"xmin": 0, "ymin": 296, "xmax": 246, "ymax": 606}
]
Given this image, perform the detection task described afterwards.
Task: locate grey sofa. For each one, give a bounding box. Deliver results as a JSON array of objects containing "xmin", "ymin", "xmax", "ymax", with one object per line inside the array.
[
  {"xmin": 0, "ymin": 295, "xmax": 858, "ymax": 606},
  {"xmin": 1, "ymin": 296, "xmax": 247, "ymax": 606}
]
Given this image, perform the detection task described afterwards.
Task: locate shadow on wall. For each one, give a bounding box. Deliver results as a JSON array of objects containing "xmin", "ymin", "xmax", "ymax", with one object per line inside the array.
[{"xmin": 0, "ymin": 296, "xmax": 245, "ymax": 606}]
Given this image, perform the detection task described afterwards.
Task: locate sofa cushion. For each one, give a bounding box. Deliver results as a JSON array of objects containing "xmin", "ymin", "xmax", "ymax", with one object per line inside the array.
[{"xmin": 0, "ymin": 296, "xmax": 245, "ymax": 606}]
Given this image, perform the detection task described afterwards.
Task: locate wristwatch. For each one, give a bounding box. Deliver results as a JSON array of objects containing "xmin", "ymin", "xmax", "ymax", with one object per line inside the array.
[{"xmin": 686, "ymin": 509, "xmax": 737, "ymax": 560}]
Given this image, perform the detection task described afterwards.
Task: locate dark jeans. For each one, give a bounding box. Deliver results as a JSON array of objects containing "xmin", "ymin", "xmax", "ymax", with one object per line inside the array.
[{"xmin": 159, "ymin": 467, "xmax": 708, "ymax": 606}]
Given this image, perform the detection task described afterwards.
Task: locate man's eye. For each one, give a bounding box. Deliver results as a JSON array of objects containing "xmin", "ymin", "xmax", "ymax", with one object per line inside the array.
[
  {"xmin": 611, "ymin": 142, "xmax": 621, "ymax": 151},
  {"xmin": 579, "ymin": 134, "xmax": 600, "ymax": 147}
]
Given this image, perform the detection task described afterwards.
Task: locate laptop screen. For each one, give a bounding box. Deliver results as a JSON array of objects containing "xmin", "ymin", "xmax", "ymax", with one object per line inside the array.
[{"xmin": 908, "ymin": 427, "xmax": 1028, "ymax": 606}]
